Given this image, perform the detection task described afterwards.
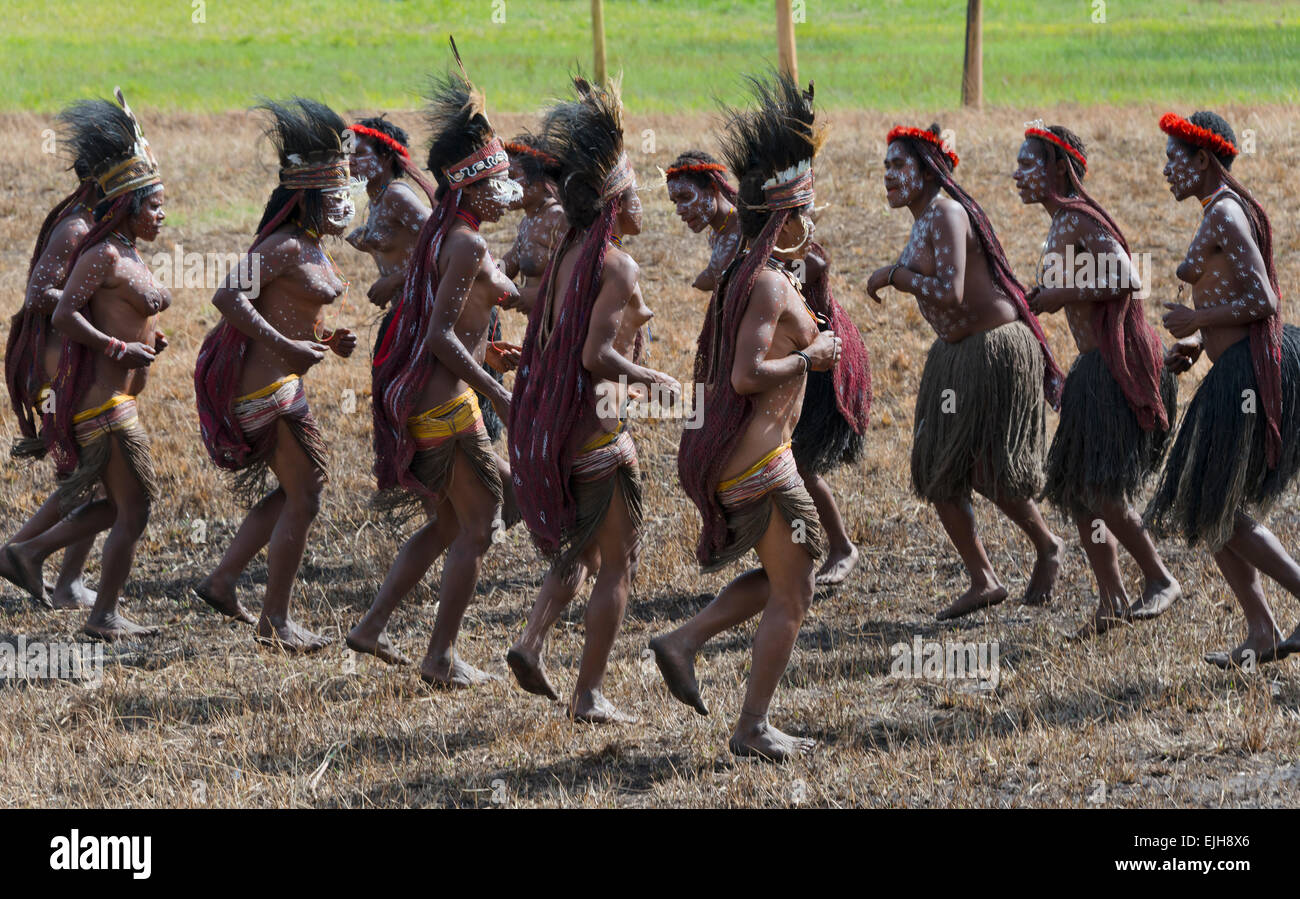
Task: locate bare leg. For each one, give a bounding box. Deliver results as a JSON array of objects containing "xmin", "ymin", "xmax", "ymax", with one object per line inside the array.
[
  {"xmin": 254, "ymin": 421, "xmax": 329, "ymax": 654},
  {"xmin": 419, "ymin": 449, "xmax": 498, "ymax": 688},
  {"xmin": 1205, "ymin": 537, "xmax": 1285, "ymax": 669},
  {"xmin": 50, "ymin": 537, "xmax": 98, "ymax": 609},
  {"xmin": 1100, "ymin": 502, "xmax": 1180, "ymax": 619},
  {"xmin": 347, "ymin": 496, "xmax": 455, "ymax": 666},
  {"xmin": 932, "ymin": 497, "xmax": 1007, "ymax": 620},
  {"xmin": 990, "ymin": 495, "xmax": 1063, "ymax": 607},
  {"xmin": 729, "ymin": 505, "xmax": 817, "ymax": 762},
  {"xmin": 1, "ymin": 493, "xmax": 95, "ymax": 606},
  {"xmin": 83, "ymin": 439, "xmax": 157, "ymax": 642},
  {"xmin": 650, "ymin": 568, "xmax": 768, "ymax": 716},
  {"xmin": 800, "ymin": 469, "xmax": 858, "ymax": 586},
  {"xmin": 507, "ymin": 550, "xmax": 594, "ymax": 701},
  {"xmin": 6, "ymin": 500, "xmax": 116, "ymax": 602},
  {"xmin": 570, "ymin": 480, "xmax": 638, "ymax": 724},
  {"xmin": 494, "ymin": 452, "xmax": 519, "ymax": 526},
  {"xmin": 1072, "ymin": 512, "xmax": 1130, "ymax": 638},
  {"xmin": 195, "ymin": 487, "xmax": 284, "ymax": 625}
]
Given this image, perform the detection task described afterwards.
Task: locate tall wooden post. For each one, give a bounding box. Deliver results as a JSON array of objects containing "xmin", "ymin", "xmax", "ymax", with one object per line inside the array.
[
  {"xmin": 592, "ymin": 0, "xmax": 608, "ymax": 87},
  {"xmin": 961, "ymin": 0, "xmax": 983, "ymax": 108},
  {"xmin": 776, "ymin": 0, "xmax": 798, "ymax": 82}
]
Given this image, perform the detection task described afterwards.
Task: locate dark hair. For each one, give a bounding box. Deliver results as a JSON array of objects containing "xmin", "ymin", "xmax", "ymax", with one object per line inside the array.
[
  {"xmin": 720, "ymin": 74, "xmax": 819, "ymax": 239},
  {"xmin": 1181, "ymin": 110, "xmax": 1237, "ymax": 170},
  {"xmin": 357, "ymin": 114, "xmax": 410, "ymax": 179},
  {"xmin": 509, "ymin": 131, "xmax": 561, "ymax": 186},
  {"xmin": 1028, "ymin": 125, "xmax": 1086, "ymax": 195},
  {"xmin": 254, "ymin": 97, "xmax": 347, "ymax": 238},
  {"xmin": 424, "ymin": 73, "xmax": 496, "ymax": 201},
  {"xmin": 541, "ymin": 77, "xmax": 625, "ymax": 231}
]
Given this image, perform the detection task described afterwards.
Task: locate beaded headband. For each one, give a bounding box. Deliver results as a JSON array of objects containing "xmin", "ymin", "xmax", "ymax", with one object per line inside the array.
[{"xmin": 444, "ymin": 137, "xmax": 509, "ymax": 188}]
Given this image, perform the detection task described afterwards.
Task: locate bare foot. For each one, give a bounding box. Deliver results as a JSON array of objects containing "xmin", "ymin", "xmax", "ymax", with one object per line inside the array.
[
  {"xmin": 1071, "ymin": 606, "xmax": 1130, "ymax": 640},
  {"xmin": 255, "ymin": 616, "xmax": 332, "ymax": 655},
  {"xmin": 729, "ymin": 714, "xmax": 815, "ymax": 763},
  {"xmin": 569, "ymin": 690, "xmax": 636, "ymax": 724},
  {"xmin": 1204, "ymin": 632, "xmax": 1288, "ymax": 670},
  {"xmin": 193, "ymin": 576, "xmax": 256, "ymax": 625},
  {"xmin": 420, "ymin": 652, "xmax": 495, "ymax": 689},
  {"xmin": 1, "ymin": 544, "xmax": 50, "ymax": 608},
  {"xmin": 649, "ymin": 634, "xmax": 708, "ymax": 715},
  {"xmin": 50, "ymin": 577, "xmax": 97, "ymax": 610},
  {"xmin": 345, "ymin": 628, "xmax": 412, "ymax": 666},
  {"xmin": 506, "ymin": 646, "xmax": 559, "ymax": 700},
  {"xmin": 936, "ymin": 584, "xmax": 1008, "ymax": 621},
  {"xmin": 83, "ymin": 611, "xmax": 159, "ymax": 642},
  {"xmin": 1128, "ymin": 577, "xmax": 1182, "ymax": 620},
  {"xmin": 815, "ymin": 543, "xmax": 860, "ymax": 586},
  {"xmin": 1020, "ymin": 536, "xmax": 1064, "ymax": 606}
]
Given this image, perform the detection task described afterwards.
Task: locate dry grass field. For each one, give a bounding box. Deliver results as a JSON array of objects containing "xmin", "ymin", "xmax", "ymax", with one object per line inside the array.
[{"xmin": 2, "ymin": 105, "xmax": 1299, "ymax": 808}]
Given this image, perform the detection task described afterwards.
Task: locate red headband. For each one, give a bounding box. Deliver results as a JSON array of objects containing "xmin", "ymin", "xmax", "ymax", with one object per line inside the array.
[
  {"xmin": 1159, "ymin": 112, "xmax": 1238, "ymax": 159},
  {"xmin": 504, "ymin": 140, "xmax": 558, "ymax": 167},
  {"xmin": 1025, "ymin": 127, "xmax": 1087, "ymax": 172},
  {"xmin": 349, "ymin": 124, "xmax": 411, "ymax": 161},
  {"xmin": 887, "ymin": 126, "xmax": 959, "ymax": 169},
  {"xmin": 665, "ymin": 161, "xmax": 728, "ymax": 179}
]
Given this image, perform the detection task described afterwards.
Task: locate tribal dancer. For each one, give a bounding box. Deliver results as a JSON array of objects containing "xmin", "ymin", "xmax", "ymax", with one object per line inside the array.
[
  {"xmin": 345, "ymin": 115, "xmax": 514, "ymax": 442},
  {"xmin": 4, "ymin": 91, "xmax": 169, "ymax": 641},
  {"xmin": 868, "ymin": 124, "xmax": 1065, "ymax": 620},
  {"xmin": 506, "ymin": 76, "xmax": 680, "ymax": 723},
  {"xmin": 1, "ymin": 103, "xmax": 108, "ymax": 609},
  {"xmin": 651, "ymin": 74, "xmax": 841, "ymax": 761},
  {"xmin": 345, "ymin": 116, "xmax": 434, "ymax": 312},
  {"xmin": 194, "ymin": 98, "xmax": 358, "ymax": 653},
  {"xmin": 501, "ymin": 132, "xmax": 566, "ymax": 314},
  {"xmin": 665, "ymin": 150, "xmax": 742, "ymax": 293},
  {"xmin": 350, "ymin": 39, "xmax": 523, "ymax": 682},
  {"xmin": 667, "ymin": 151, "xmax": 871, "ymax": 585},
  {"xmin": 1145, "ymin": 111, "xmax": 1300, "ymax": 669},
  {"xmin": 1018, "ymin": 122, "xmax": 1181, "ymax": 635}
]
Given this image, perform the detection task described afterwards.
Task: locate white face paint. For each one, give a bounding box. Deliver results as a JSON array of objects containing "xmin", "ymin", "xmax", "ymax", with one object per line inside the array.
[
  {"xmin": 486, "ymin": 175, "xmax": 524, "ymax": 207},
  {"xmin": 323, "ymin": 188, "xmax": 355, "ymax": 231},
  {"xmin": 1013, "ymin": 141, "xmax": 1052, "ymax": 205},
  {"xmin": 1163, "ymin": 140, "xmax": 1201, "ymax": 199}
]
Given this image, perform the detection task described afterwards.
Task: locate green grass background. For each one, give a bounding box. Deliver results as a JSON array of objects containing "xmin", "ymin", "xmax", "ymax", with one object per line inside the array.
[{"xmin": 2, "ymin": 0, "xmax": 1297, "ymax": 112}]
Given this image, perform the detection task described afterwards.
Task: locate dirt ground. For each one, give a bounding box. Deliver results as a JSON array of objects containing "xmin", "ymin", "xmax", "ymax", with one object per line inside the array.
[{"xmin": 2, "ymin": 104, "xmax": 1299, "ymax": 808}]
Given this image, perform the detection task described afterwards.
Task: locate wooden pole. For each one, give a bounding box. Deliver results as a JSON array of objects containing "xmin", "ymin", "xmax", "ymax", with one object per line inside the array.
[
  {"xmin": 776, "ymin": 0, "xmax": 798, "ymax": 82},
  {"xmin": 592, "ymin": 0, "xmax": 608, "ymax": 87},
  {"xmin": 961, "ymin": 0, "xmax": 983, "ymax": 108}
]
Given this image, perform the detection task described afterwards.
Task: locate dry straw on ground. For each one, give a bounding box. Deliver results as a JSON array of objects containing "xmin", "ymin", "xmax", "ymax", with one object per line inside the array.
[{"xmin": 1, "ymin": 105, "xmax": 1299, "ymax": 807}]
